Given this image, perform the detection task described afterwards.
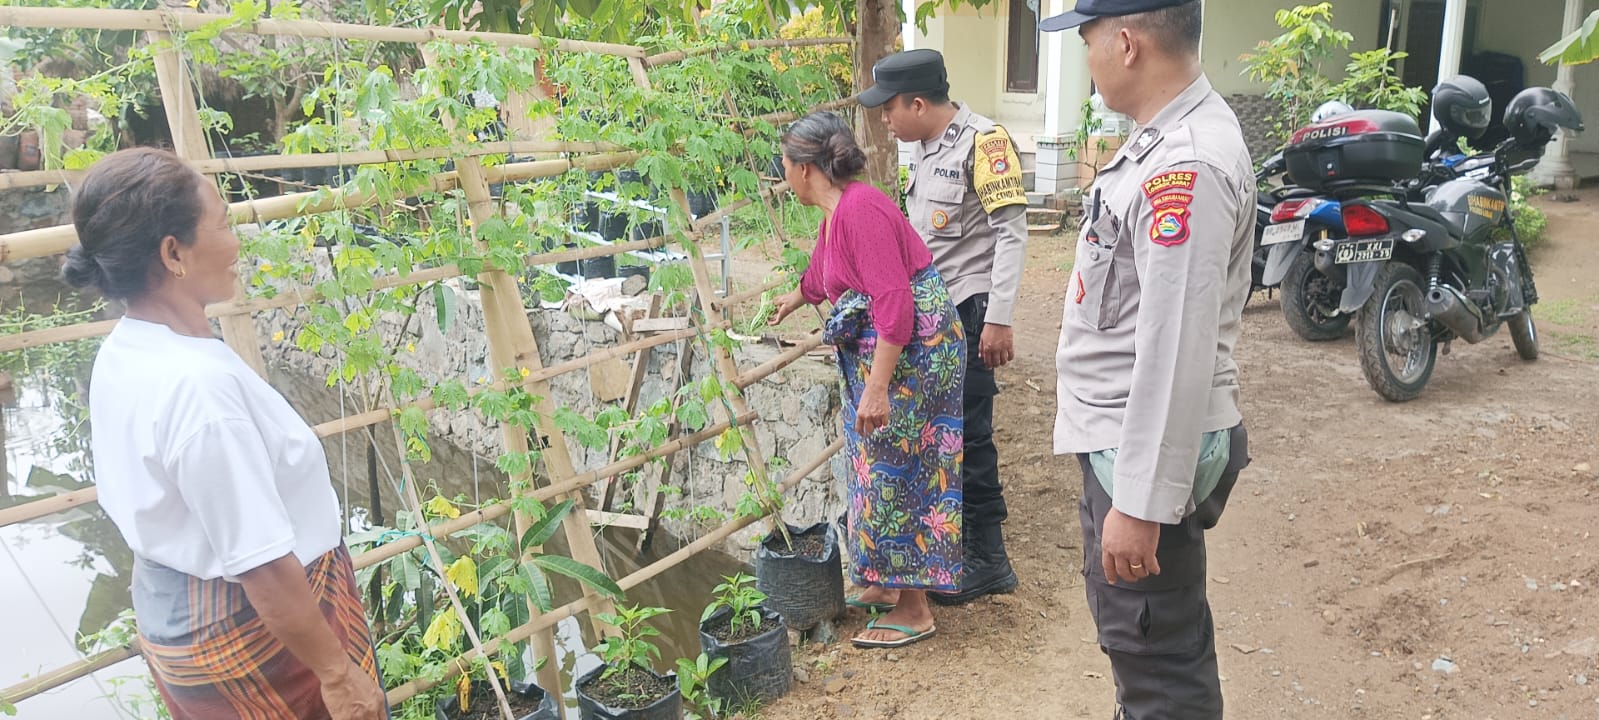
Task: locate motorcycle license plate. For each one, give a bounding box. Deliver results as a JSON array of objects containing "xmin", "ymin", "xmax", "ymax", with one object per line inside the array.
[
  {"xmin": 1261, "ymin": 220, "xmax": 1305, "ymax": 246},
  {"xmin": 1334, "ymin": 239, "xmax": 1394, "ymax": 264}
]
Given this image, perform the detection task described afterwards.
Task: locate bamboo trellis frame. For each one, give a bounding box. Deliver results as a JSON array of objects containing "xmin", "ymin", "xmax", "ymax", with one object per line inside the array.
[{"xmin": 1, "ymin": 11, "xmax": 856, "ymax": 716}]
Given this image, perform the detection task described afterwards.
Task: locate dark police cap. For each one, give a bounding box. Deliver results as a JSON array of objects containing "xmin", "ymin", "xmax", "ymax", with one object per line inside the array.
[
  {"xmin": 1039, "ymin": 0, "xmax": 1198, "ymax": 32},
  {"xmin": 859, "ymin": 49, "xmax": 949, "ymax": 109}
]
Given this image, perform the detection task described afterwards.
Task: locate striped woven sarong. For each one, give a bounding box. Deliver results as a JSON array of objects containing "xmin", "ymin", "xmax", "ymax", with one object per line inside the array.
[{"xmin": 133, "ymin": 545, "xmax": 383, "ymax": 719}]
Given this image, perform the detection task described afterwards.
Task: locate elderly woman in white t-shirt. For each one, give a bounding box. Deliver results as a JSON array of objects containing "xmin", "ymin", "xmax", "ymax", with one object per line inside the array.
[{"xmin": 63, "ymin": 148, "xmax": 387, "ymax": 720}]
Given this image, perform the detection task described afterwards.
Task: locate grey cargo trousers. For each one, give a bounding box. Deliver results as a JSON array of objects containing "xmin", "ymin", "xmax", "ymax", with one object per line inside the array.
[{"xmin": 1077, "ymin": 424, "xmax": 1249, "ymax": 720}]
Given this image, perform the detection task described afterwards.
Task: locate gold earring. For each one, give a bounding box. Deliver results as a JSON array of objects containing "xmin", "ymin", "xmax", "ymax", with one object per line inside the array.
[{"xmin": 174, "ymin": 266, "xmax": 187, "ymax": 279}]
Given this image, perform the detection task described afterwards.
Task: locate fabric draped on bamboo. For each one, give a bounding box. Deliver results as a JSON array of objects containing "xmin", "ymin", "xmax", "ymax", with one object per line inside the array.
[
  {"xmin": 825, "ymin": 265, "xmax": 966, "ymax": 591},
  {"xmin": 134, "ymin": 545, "xmax": 385, "ymax": 720}
]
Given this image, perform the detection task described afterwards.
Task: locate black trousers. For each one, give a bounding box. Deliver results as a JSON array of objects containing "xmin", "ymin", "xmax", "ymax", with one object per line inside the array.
[
  {"xmin": 957, "ymin": 294, "xmax": 1005, "ymax": 526},
  {"xmin": 1077, "ymin": 424, "xmax": 1249, "ymax": 720}
]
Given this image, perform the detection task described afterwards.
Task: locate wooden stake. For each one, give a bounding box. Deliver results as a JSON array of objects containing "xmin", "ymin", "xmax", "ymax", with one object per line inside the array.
[{"xmin": 149, "ymin": 33, "xmax": 267, "ymax": 377}]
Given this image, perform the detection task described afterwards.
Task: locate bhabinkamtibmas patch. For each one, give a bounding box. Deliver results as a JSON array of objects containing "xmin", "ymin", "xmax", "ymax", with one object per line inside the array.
[
  {"xmin": 1142, "ymin": 170, "xmax": 1197, "ymax": 198},
  {"xmin": 972, "ymin": 127, "xmax": 1028, "ymax": 213}
]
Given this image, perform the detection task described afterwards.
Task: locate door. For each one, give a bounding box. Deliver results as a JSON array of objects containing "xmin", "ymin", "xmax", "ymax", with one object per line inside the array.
[
  {"xmin": 1399, "ymin": 0, "xmax": 1481, "ymax": 126},
  {"xmin": 1006, "ymin": 0, "xmax": 1039, "ymax": 93}
]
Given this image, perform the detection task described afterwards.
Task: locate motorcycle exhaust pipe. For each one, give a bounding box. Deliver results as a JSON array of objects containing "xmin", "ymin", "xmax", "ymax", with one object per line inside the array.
[{"xmin": 1424, "ymin": 285, "xmax": 1487, "ymax": 344}]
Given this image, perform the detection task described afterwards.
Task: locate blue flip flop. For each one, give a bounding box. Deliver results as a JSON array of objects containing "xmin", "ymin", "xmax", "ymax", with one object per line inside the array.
[
  {"xmin": 846, "ymin": 596, "xmax": 895, "ymax": 613},
  {"xmin": 851, "ymin": 619, "xmax": 936, "ymax": 649}
]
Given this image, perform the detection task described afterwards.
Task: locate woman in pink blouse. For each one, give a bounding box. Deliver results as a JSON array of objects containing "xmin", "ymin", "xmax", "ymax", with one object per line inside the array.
[{"xmin": 769, "ymin": 112, "xmax": 967, "ymax": 649}]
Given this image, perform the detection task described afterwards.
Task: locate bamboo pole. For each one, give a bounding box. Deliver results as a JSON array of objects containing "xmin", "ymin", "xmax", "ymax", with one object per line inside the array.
[
  {"xmin": 0, "ymin": 487, "xmax": 97, "ymax": 527},
  {"xmin": 0, "ymin": 151, "xmax": 642, "ymax": 264},
  {"xmin": 0, "ymin": 264, "xmax": 466, "ymax": 354},
  {"xmin": 148, "ymin": 32, "xmax": 269, "ymax": 378},
  {"xmin": 710, "ymin": 277, "xmax": 785, "ymax": 311},
  {"xmin": 643, "ymin": 37, "xmax": 854, "ymax": 67},
  {"xmin": 0, "ymin": 7, "xmax": 646, "ymax": 57},
  {"xmin": 752, "ymin": 95, "xmax": 861, "ymax": 129},
  {"xmin": 733, "ymin": 332, "xmax": 826, "ymax": 390},
  {"xmin": 0, "ymin": 640, "xmax": 141, "ymax": 707},
  {"xmin": 672, "ymin": 185, "xmax": 778, "ymax": 501},
  {"xmin": 383, "ymin": 436, "xmax": 841, "ymax": 706},
  {"xmin": 385, "ymin": 423, "xmax": 518, "ymax": 720},
  {"xmin": 0, "ymin": 141, "xmax": 628, "ymax": 192},
  {"xmin": 688, "ymin": 181, "xmax": 791, "ymax": 233},
  {"xmin": 353, "ymin": 503, "xmax": 514, "ymax": 570}
]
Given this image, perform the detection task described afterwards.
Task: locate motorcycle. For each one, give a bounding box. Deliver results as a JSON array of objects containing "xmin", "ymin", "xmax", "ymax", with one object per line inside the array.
[
  {"xmin": 1258, "ymin": 173, "xmax": 1349, "ymax": 340},
  {"xmin": 1286, "ymin": 82, "xmax": 1583, "ymax": 402},
  {"xmin": 1252, "ymin": 101, "xmax": 1350, "ymax": 340}
]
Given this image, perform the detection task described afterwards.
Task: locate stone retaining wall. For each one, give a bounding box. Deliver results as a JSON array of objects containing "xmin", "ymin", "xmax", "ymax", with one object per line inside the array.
[{"xmin": 257, "ymin": 276, "xmax": 847, "ymax": 555}]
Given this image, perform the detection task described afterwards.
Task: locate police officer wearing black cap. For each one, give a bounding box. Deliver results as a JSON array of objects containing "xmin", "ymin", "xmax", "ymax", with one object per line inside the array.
[
  {"xmin": 1045, "ymin": 1, "xmax": 1253, "ymax": 718},
  {"xmin": 858, "ymin": 48, "xmax": 1029, "ymax": 609}
]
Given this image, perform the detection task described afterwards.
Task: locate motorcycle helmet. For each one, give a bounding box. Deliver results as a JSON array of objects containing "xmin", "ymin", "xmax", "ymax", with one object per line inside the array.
[
  {"xmin": 1310, "ymin": 100, "xmax": 1354, "ymax": 123},
  {"xmin": 1502, "ymin": 87, "xmax": 1585, "ymax": 147},
  {"xmin": 1432, "ymin": 75, "xmax": 1492, "ymax": 140}
]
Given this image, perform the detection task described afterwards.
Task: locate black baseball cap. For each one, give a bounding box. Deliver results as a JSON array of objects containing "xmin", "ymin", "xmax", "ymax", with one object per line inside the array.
[
  {"xmin": 1039, "ymin": 0, "xmax": 1199, "ymax": 32},
  {"xmin": 859, "ymin": 49, "xmax": 950, "ymax": 109}
]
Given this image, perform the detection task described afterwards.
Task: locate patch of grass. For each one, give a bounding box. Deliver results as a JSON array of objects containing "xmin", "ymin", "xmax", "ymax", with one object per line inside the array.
[
  {"xmin": 1548, "ymin": 331, "xmax": 1599, "ymax": 361},
  {"xmin": 1533, "ymin": 298, "xmax": 1595, "ymax": 328}
]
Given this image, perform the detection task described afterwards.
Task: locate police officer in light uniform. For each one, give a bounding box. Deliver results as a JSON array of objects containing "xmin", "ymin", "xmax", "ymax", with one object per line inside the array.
[
  {"xmin": 859, "ymin": 49, "xmax": 1028, "ymax": 605},
  {"xmin": 1043, "ymin": 1, "xmax": 1251, "ymax": 717}
]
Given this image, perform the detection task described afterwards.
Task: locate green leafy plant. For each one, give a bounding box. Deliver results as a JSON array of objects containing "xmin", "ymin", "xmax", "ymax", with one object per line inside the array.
[
  {"xmin": 593, "ymin": 605, "xmax": 673, "ymax": 678},
  {"xmin": 700, "ymin": 573, "xmax": 767, "ymax": 639},
  {"xmin": 1240, "ymin": 3, "xmax": 1425, "ymax": 145},
  {"xmin": 1509, "ymin": 176, "xmax": 1550, "ymax": 251},
  {"xmin": 675, "ymin": 652, "xmax": 729, "ymax": 720},
  {"xmin": 77, "ymin": 610, "xmax": 172, "ymax": 720},
  {"xmin": 1540, "ymin": 9, "xmax": 1599, "ymax": 65}
]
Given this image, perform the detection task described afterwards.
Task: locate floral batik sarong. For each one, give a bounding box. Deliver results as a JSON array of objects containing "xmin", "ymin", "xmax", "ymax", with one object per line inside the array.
[
  {"xmin": 825, "ymin": 265, "xmax": 965, "ymax": 591},
  {"xmin": 134, "ymin": 545, "xmax": 385, "ymax": 720}
]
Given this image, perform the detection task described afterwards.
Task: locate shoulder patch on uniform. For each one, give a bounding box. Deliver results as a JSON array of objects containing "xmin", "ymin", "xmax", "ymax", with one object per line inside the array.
[
  {"xmin": 972, "ymin": 127, "xmax": 1028, "ymax": 213},
  {"xmin": 1142, "ymin": 170, "xmax": 1197, "ymax": 198},
  {"xmin": 1150, "ymin": 204, "xmax": 1191, "ymax": 247}
]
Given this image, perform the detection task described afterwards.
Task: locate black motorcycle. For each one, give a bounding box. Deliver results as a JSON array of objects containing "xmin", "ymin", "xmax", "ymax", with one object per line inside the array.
[{"xmin": 1284, "ymin": 79, "xmax": 1583, "ymax": 401}]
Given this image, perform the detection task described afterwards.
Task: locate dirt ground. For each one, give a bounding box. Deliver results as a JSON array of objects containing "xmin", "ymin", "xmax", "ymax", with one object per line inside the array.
[{"xmin": 756, "ymin": 188, "xmax": 1599, "ymax": 719}]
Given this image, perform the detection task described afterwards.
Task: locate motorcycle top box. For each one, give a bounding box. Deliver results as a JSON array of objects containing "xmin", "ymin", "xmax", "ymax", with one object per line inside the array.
[{"xmin": 1284, "ymin": 110, "xmax": 1425, "ymax": 192}]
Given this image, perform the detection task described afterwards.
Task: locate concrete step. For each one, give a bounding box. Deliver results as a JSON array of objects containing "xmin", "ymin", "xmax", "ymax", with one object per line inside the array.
[{"xmin": 1026, "ymin": 207, "xmax": 1065, "ymax": 233}]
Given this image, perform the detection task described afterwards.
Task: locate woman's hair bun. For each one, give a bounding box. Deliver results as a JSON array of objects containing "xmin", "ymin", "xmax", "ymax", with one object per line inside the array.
[
  {"xmin": 60, "ymin": 244, "xmax": 106, "ymax": 289},
  {"xmin": 781, "ymin": 111, "xmax": 867, "ymax": 183},
  {"xmin": 824, "ymin": 132, "xmax": 867, "ymax": 180}
]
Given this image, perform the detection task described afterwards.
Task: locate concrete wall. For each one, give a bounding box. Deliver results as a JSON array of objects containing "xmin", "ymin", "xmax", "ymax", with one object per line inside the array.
[
  {"xmin": 1202, "ymin": 0, "xmax": 1387, "ymax": 96},
  {"xmin": 913, "ymin": 1, "xmax": 1047, "ymax": 132},
  {"xmin": 256, "ymin": 264, "xmax": 848, "ymax": 555},
  {"xmin": 1473, "ymin": 0, "xmax": 1599, "ymax": 154}
]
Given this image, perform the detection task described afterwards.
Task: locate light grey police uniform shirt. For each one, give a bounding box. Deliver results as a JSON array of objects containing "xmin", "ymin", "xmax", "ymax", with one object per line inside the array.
[
  {"xmin": 905, "ymin": 103, "xmax": 1030, "ymax": 326},
  {"xmin": 1053, "ymin": 74, "xmax": 1254, "ymax": 525}
]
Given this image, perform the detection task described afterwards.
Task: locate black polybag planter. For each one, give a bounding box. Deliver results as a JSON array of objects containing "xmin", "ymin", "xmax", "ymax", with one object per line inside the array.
[
  {"xmin": 618, "ymin": 265, "xmax": 651, "ymax": 283},
  {"xmin": 575, "ymin": 665, "xmax": 681, "ymax": 720},
  {"xmin": 573, "ymin": 201, "xmax": 601, "ymax": 234},
  {"xmin": 754, "ymin": 522, "xmax": 844, "ymax": 631},
  {"xmin": 687, "ymin": 189, "xmax": 718, "ymax": 219},
  {"xmin": 599, "ymin": 211, "xmax": 630, "ymax": 242},
  {"xmin": 556, "ymin": 243, "xmax": 581, "ymax": 276},
  {"xmin": 582, "ymin": 254, "xmax": 616, "ymax": 279},
  {"xmin": 698, "ymin": 605, "xmax": 792, "ymax": 706},
  {"xmin": 627, "ymin": 220, "xmax": 663, "ymax": 244},
  {"xmin": 434, "ymin": 679, "xmax": 558, "ymax": 720}
]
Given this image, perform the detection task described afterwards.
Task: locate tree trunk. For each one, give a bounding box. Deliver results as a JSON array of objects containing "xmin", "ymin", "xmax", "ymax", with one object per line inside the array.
[{"xmin": 855, "ymin": 0, "xmax": 900, "ymax": 192}]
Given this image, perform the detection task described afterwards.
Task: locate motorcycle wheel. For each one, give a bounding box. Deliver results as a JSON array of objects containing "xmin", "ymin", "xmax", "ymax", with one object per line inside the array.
[
  {"xmin": 1281, "ymin": 250, "xmax": 1350, "ymax": 342},
  {"xmin": 1357, "ymin": 262, "xmax": 1437, "ymax": 403},
  {"xmin": 1508, "ymin": 309, "xmax": 1539, "ymax": 361}
]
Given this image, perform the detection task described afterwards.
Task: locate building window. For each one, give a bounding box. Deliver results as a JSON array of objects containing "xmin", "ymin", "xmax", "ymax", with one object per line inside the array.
[{"xmin": 1006, "ymin": 0, "xmax": 1039, "ymax": 93}]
